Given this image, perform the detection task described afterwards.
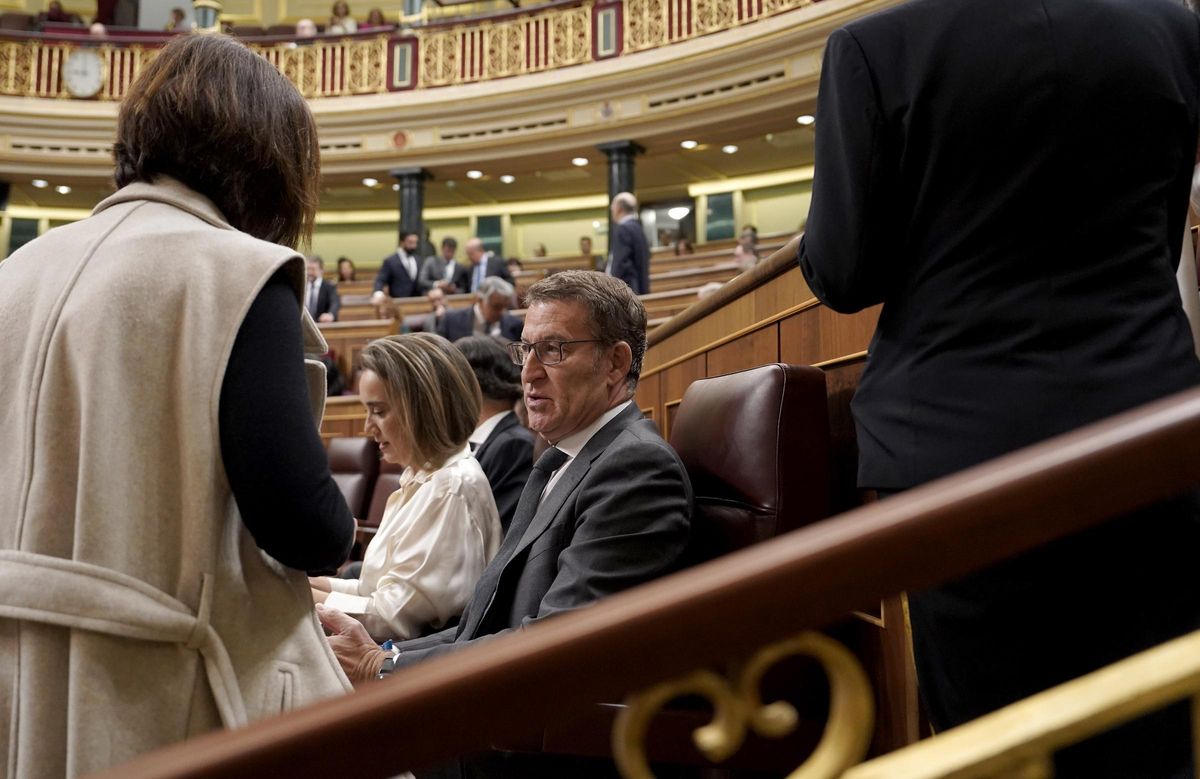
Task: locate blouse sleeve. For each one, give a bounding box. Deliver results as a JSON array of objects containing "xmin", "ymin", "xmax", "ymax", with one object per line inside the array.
[{"xmin": 324, "ymin": 478, "xmax": 494, "ymax": 642}]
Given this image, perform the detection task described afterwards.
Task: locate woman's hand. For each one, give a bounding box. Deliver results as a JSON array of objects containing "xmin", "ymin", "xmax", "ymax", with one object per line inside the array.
[{"xmin": 309, "ymin": 575, "xmax": 333, "ymax": 593}]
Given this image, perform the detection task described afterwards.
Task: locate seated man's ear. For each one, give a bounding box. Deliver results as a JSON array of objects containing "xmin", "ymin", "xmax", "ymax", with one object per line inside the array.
[{"xmin": 606, "ymin": 341, "xmax": 633, "ymax": 385}]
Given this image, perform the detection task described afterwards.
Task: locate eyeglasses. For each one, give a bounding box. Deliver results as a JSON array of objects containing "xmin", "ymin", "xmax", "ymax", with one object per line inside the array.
[{"xmin": 506, "ymin": 339, "xmax": 603, "ymax": 366}]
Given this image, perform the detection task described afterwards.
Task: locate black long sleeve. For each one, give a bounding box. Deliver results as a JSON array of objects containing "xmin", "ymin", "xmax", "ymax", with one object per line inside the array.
[{"xmin": 219, "ymin": 269, "xmax": 355, "ymax": 575}]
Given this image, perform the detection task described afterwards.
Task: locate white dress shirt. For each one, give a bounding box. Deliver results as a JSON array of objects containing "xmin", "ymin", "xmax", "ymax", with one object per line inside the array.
[
  {"xmin": 396, "ymin": 247, "xmax": 418, "ymax": 281},
  {"xmin": 469, "ymin": 410, "xmax": 512, "ymax": 450},
  {"xmin": 325, "ymin": 447, "xmax": 502, "ymax": 641},
  {"xmin": 541, "ymin": 400, "xmax": 632, "ymax": 500}
]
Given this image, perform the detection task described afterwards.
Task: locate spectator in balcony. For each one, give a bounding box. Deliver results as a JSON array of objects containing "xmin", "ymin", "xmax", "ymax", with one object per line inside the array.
[
  {"xmin": 506, "ymin": 257, "xmax": 523, "ymax": 276},
  {"xmin": 362, "ymin": 7, "xmax": 391, "ymax": 29},
  {"xmin": 674, "ymin": 236, "xmax": 694, "ymax": 256},
  {"xmin": 36, "ymin": 0, "xmax": 75, "ymax": 27},
  {"xmin": 532, "ymin": 242, "xmax": 548, "ymax": 258},
  {"xmin": 419, "ymin": 236, "xmax": 466, "ymax": 295},
  {"xmin": 337, "ymin": 256, "xmax": 357, "ymax": 283},
  {"xmin": 606, "ymin": 191, "xmax": 650, "ymax": 295},
  {"xmin": 328, "ymin": 0, "xmax": 356, "ymax": 34},
  {"xmin": 310, "ymin": 334, "xmax": 501, "ymax": 642},
  {"xmin": 164, "ymin": 7, "xmax": 190, "ymax": 30},
  {"xmin": 436, "ymin": 276, "xmax": 523, "ymax": 343},
  {"xmin": 295, "ymin": 17, "xmax": 317, "ymax": 36},
  {"xmin": 0, "ymin": 33, "xmax": 355, "ymax": 774},
  {"xmin": 88, "ymin": 20, "xmax": 106, "ymax": 35}
]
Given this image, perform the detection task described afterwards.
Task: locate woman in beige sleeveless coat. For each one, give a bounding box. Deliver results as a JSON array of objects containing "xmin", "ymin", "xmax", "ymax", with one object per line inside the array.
[{"xmin": 0, "ymin": 35, "xmax": 355, "ymax": 777}]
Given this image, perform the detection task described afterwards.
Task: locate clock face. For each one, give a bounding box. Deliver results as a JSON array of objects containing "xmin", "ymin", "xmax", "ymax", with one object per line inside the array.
[{"xmin": 63, "ymin": 50, "xmax": 104, "ymax": 98}]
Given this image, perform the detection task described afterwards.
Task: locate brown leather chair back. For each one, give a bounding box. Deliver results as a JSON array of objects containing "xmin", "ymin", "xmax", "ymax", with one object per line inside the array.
[
  {"xmin": 668, "ymin": 363, "xmax": 831, "ymax": 563},
  {"xmin": 327, "ymin": 436, "xmax": 380, "ymax": 519},
  {"xmin": 365, "ymin": 456, "xmax": 405, "ymax": 529}
]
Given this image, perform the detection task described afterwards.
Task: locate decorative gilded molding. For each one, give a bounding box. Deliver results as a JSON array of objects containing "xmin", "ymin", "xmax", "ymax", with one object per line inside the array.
[{"xmin": 613, "ymin": 631, "xmax": 874, "ymax": 779}]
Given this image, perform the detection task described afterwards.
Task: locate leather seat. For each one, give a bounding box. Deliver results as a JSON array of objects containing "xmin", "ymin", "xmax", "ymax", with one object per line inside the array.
[
  {"xmin": 670, "ymin": 362, "xmax": 831, "ymax": 563},
  {"xmin": 365, "ymin": 456, "xmax": 405, "ymax": 530},
  {"xmin": 327, "ymin": 436, "xmax": 380, "ymax": 519}
]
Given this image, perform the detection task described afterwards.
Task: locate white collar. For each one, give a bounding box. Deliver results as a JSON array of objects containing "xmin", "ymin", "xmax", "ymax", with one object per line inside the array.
[
  {"xmin": 469, "ymin": 410, "xmax": 512, "ymax": 446},
  {"xmin": 399, "ymin": 444, "xmax": 471, "ymax": 485},
  {"xmin": 552, "ymin": 400, "xmax": 632, "ymax": 459},
  {"xmin": 617, "ymin": 213, "xmax": 638, "ymax": 224}
]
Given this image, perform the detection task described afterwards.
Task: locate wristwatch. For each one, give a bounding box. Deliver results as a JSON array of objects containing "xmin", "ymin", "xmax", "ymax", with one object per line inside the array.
[{"xmin": 377, "ymin": 655, "xmax": 396, "ymax": 680}]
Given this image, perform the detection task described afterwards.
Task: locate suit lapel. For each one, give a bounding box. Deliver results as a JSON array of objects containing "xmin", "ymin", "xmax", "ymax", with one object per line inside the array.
[
  {"xmin": 476, "ymin": 412, "xmax": 518, "ymax": 462},
  {"xmin": 508, "ymin": 404, "xmax": 642, "ymax": 557}
]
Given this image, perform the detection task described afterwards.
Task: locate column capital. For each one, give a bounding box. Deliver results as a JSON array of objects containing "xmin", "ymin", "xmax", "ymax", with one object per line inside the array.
[
  {"xmin": 596, "ymin": 140, "xmax": 645, "ymax": 159},
  {"xmin": 389, "ymin": 166, "xmax": 432, "ymax": 182}
]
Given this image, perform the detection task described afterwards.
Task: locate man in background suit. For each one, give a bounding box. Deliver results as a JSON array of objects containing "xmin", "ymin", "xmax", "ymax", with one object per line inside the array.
[
  {"xmin": 798, "ymin": 0, "xmax": 1200, "ymax": 774},
  {"xmin": 371, "ymin": 230, "xmax": 422, "ymax": 301},
  {"xmin": 436, "ymin": 276, "xmax": 523, "ymax": 343},
  {"xmin": 463, "ymin": 236, "xmax": 514, "ymax": 294},
  {"xmin": 304, "ymin": 255, "xmax": 339, "ymax": 322},
  {"xmin": 320, "ymin": 271, "xmax": 691, "ymax": 704},
  {"xmin": 419, "ymin": 236, "xmax": 467, "ymax": 295},
  {"xmin": 606, "ymin": 192, "xmax": 650, "ymax": 295},
  {"xmin": 454, "ymin": 335, "xmax": 534, "ymax": 532}
]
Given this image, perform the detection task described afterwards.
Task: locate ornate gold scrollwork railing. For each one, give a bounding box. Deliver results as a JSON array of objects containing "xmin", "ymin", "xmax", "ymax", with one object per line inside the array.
[
  {"xmin": 254, "ymin": 37, "xmax": 388, "ymax": 98},
  {"xmin": 0, "ymin": 34, "xmax": 389, "ymax": 100},
  {"xmin": 416, "ymin": 2, "xmax": 592, "ymax": 87},
  {"xmin": 614, "ymin": 631, "xmax": 875, "ymax": 779},
  {"xmin": 0, "ymin": 0, "xmax": 827, "ymax": 99},
  {"xmin": 624, "ymin": 0, "xmax": 815, "ymax": 53}
]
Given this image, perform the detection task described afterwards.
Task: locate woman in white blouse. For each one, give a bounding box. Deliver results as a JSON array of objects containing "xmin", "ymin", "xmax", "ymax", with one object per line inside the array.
[{"xmin": 310, "ymin": 333, "xmax": 501, "ymax": 641}]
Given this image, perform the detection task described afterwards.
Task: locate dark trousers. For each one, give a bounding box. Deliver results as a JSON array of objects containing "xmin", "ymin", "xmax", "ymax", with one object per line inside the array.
[{"xmin": 894, "ymin": 490, "xmax": 1200, "ymax": 778}]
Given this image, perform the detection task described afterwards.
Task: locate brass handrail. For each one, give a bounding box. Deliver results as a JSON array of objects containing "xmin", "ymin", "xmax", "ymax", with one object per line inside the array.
[{"xmin": 94, "ymin": 377, "xmax": 1200, "ymax": 778}]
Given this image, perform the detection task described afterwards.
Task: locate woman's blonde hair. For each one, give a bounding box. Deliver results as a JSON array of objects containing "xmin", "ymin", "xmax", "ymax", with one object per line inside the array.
[{"xmin": 359, "ymin": 333, "xmax": 481, "ymax": 469}]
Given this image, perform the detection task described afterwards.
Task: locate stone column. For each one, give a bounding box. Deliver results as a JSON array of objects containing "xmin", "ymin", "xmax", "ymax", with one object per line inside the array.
[
  {"xmin": 597, "ymin": 140, "xmax": 644, "ymax": 254},
  {"xmin": 390, "ymin": 166, "xmax": 431, "ymax": 246}
]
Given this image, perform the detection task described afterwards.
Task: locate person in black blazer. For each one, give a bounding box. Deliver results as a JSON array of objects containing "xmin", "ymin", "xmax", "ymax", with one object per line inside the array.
[
  {"xmin": 453, "ymin": 335, "xmax": 534, "ymax": 532},
  {"xmin": 798, "ymin": 0, "xmax": 1200, "ymax": 773},
  {"xmin": 462, "ymin": 237, "xmax": 514, "ymax": 293},
  {"xmin": 435, "ymin": 276, "xmax": 523, "ymax": 343},
  {"xmin": 371, "ymin": 230, "xmax": 422, "ymax": 300},
  {"xmin": 319, "ymin": 272, "xmax": 691, "ymax": 703},
  {"xmin": 607, "ymin": 191, "xmax": 650, "ymax": 295},
  {"xmin": 303, "ymin": 256, "xmax": 340, "ymax": 322}
]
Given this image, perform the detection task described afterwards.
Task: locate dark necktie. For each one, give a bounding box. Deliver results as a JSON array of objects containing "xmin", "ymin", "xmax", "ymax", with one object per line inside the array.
[{"xmin": 456, "ymin": 445, "xmax": 568, "ymax": 639}]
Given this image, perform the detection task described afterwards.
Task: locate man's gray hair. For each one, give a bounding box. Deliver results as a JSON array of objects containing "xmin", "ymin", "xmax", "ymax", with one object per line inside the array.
[
  {"xmin": 476, "ymin": 276, "xmax": 514, "ymax": 300},
  {"xmin": 524, "ymin": 270, "xmax": 646, "ymax": 393},
  {"xmin": 612, "ymin": 191, "xmax": 638, "ymax": 215}
]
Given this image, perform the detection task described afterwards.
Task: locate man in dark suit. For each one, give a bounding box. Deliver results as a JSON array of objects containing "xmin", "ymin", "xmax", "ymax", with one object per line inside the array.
[
  {"xmin": 454, "ymin": 335, "xmax": 534, "ymax": 532},
  {"xmin": 798, "ymin": 1, "xmax": 1200, "ymax": 773},
  {"xmin": 371, "ymin": 230, "xmax": 422, "ymax": 301},
  {"xmin": 436, "ymin": 276, "xmax": 523, "ymax": 343},
  {"xmin": 319, "ymin": 270, "xmax": 691, "ymax": 689},
  {"xmin": 606, "ymin": 191, "xmax": 650, "ymax": 295},
  {"xmin": 303, "ymin": 255, "xmax": 339, "ymax": 322},
  {"xmin": 463, "ymin": 236, "xmax": 514, "ymax": 294},
  {"xmin": 418, "ymin": 236, "xmax": 468, "ymax": 295}
]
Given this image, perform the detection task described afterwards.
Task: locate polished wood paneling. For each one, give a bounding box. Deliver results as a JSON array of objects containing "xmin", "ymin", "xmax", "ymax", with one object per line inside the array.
[
  {"xmin": 634, "ymin": 372, "xmax": 660, "ymax": 433},
  {"xmin": 317, "ymin": 319, "xmax": 397, "ymax": 379},
  {"xmin": 780, "ymin": 303, "xmax": 879, "ymax": 366},
  {"xmin": 320, "ymin": 395, "xmax": 367, "ymax": 443},
  {"xmin": 660, "ymin": 355, "xmax": 706, "ymax": 440},
  {"xmin": 706, "ymin": 324, "xmax": 779, "ymax": 378}
]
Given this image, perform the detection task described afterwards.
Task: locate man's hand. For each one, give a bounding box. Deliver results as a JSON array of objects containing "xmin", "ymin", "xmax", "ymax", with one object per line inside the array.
[
  {"xmin": 316, "ymin": 603, "xmax": 388, "ymax": 685},
  {"xmin": 317, "ymin": 312, "xmax": 334, "ymax": 323}
]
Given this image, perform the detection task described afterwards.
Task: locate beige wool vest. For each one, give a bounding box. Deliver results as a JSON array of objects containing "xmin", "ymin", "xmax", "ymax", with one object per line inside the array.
[{"xmin": 0, "ymin": 178, "xmax": 352, "ymax": 778}]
